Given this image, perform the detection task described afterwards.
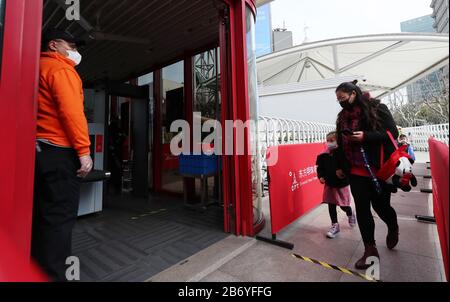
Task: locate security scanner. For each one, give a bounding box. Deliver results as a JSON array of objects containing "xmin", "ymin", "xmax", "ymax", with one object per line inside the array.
[{"xmin": 78, "ymin": 123, "xmax": 109, "ymax": 216}]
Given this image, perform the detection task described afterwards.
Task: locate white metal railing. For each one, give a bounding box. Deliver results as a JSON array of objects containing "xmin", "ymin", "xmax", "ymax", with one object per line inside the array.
[
  {"xmin": 257, "ymin": 116, "xmax": 335, "ymax": 194},
  {"xmin": 402, "ymin": 124, "xmax": 449, "ymax": 152},
  {"xmin": 258, "ymin": 116, "xmax": 335, "ymax": 147},
  {"xmin": 255, "ymin": 119, "xmax": 448, "ymax": 195}
]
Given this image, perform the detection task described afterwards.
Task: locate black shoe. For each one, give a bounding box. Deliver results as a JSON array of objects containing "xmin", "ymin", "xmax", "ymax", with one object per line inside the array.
[
  {"xmin": 355, "ymin": 244, "xmax": 380, "ymax": 270},
  {"xmin": 386, "ymin": 227, "xmax": 399, "ymax": 250}
]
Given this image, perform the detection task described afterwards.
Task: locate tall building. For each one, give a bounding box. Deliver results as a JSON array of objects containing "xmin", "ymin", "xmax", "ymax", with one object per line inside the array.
[
  {"xmin": 401, "ymin": 15, "xmax": 440, "ymax": 101},
  {"xmin": 255, "ymin": 3, "xmax": 273, "ymax": 57},
  {"xmin": 431, "ymin": 0, "xmax": 449, "ymax": 33},
  {"xmin": 400, "ymin": 15, "xmax": 435, "ymax": 32},
  {"xmin": 272, "ymin": 27, "xmax": 293, "ymax": 52},
  {"xmin": 431, "ymin": 0, "xmax": 449, "ymax": 76},
  {"xmin": 255, "ymin": 1, "xmax": 294, "ymax": 56}
]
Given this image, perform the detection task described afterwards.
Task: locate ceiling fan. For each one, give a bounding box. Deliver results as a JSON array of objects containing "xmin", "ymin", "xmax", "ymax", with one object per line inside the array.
[{"xmin": 52, "ymin": 0, "xmax": 151, "ymax": 45}]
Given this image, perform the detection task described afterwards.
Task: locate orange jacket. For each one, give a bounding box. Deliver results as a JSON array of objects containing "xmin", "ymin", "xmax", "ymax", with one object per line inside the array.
[{"xmin": 37, "ymin": 52, "xmax": 90, "ymax": 157}]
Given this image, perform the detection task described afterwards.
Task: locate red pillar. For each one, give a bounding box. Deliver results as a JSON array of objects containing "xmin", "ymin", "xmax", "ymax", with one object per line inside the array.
[{"xmin": 0, "ymin": 0, "xmax": 43, "ymax": 256}]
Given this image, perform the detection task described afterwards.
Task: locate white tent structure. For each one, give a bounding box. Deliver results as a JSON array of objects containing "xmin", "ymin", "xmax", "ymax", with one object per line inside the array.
[{"xmin": 257, "ymin": 33, "xmax": 449, "ymax": 123}]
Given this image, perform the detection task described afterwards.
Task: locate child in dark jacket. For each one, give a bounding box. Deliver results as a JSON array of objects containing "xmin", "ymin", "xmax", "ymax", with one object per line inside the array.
[
  {"xmin": 398, "ymin": 134, "xmax": 416, "ymax": 162},
  {"xmin": 316, "ymin": 131, "xmax": 356, "ymax": 238}
]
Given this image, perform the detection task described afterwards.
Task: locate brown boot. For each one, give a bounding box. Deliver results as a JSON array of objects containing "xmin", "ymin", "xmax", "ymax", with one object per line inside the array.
[
  {"xmin": 355, "ymin": 244, "xmax": 380, "ymax": 270},
  {"xmin": 386, "ymin": 227, "xmax": 399, "ymax": 250}
]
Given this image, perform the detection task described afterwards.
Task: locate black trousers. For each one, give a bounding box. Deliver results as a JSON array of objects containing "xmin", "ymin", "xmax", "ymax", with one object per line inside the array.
[
  {"xmin": 328, "ymin": 204, "xmax": 353, "ymax": 224},
  {"xmin": 31, "ymin": 143, "xmax": 81, "ymax": 282},
  {"xmin": 349, "ymin": 175, "xmax": 398, "ymax": 245}
]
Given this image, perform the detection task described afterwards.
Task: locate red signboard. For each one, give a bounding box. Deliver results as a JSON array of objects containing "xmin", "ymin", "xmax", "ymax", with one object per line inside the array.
[
  {"xmin": 429, "ymin": 138, "xmax": 449, "ymax": 281},
  {"xmin": 267, "ymin": 143, "xmax": 326, "ymax": 235}
]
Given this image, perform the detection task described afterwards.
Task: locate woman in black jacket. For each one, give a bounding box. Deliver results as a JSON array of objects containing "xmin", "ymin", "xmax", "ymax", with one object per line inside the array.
[{"xmin": 334, "ymin": 80, "xmax": 399, "ymax": 270}]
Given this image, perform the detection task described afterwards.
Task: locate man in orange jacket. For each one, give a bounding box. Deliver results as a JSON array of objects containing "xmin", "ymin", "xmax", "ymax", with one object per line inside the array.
[{"xmin": 32, "ymin": 29, "xmax": 92, "ymax": 282}]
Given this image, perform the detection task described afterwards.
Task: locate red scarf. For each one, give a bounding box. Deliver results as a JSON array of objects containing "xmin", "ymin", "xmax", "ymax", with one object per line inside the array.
[{"xmin": 341, "ymin": 106, "xmax": 365, "ymax": 168}]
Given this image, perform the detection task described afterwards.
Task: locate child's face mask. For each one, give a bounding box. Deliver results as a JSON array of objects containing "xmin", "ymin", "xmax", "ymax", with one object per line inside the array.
[{"xmin": 327, "ymin": 142, "xmax": 338, "ymax": 149}]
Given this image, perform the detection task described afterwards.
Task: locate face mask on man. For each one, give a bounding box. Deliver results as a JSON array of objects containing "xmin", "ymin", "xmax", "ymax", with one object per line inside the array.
[
  {"xmin": 399, "ymin": 139, "xmax": 407, "ymax": 145},
  {"xmin": 67, "ymin": 50, "xmax": 82, "ymax": 66}
]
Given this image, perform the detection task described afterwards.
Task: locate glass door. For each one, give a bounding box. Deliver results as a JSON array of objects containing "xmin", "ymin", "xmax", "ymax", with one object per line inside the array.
[{"xmin": 161, "ymin": 61, "xmax": 185, "ymax": 194}]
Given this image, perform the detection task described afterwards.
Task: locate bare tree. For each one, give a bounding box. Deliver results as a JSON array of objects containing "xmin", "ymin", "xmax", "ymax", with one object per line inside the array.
[
  {"xmin": 385, "ymin": 68, "xmax": 449, "ymax": 127},
  {"xmin": 386, "ymin": 89, "xmax": 424, "ymax": 127},
  {"xmin": 418, "ymin": 70, "xmax": 449, "ymax": 124}
]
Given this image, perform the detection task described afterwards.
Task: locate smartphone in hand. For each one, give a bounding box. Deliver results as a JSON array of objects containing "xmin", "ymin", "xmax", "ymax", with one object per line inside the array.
[{"xmin": 341, "ymin": 128, "xmax": 354, "ymax": 136}]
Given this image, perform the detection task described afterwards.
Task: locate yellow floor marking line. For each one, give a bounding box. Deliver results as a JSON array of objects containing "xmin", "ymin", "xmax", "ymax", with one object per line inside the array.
[{"xmin": 291, "ymin": 253, "xmax": 381, "ymax": 282}]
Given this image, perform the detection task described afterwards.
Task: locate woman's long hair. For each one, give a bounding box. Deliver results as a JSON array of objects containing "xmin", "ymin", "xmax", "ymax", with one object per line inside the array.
[{"xmin": 336, "ymin": 80, "xmax": 382, "ymax": 131}]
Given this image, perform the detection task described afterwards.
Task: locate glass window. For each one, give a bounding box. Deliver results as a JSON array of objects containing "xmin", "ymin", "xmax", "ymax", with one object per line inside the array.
[
  {"xmin": 0, "ymin": 0, "xmax": 6, "ymax": 77},
  {"xmin": 194, "ymin": 48, "xmax": 221, "ymax": 142},
  {"xmin": 137, "ymin": 72, "xmax": 155, "ymax": 189},
  {"xmin": 162, "ymin": 61, "xmax": 184, "ymax": 144},
  {"xmin": 138, "ymin": 72, "xmax": 153, "ymax": 86},
  {"xmin": 246, "ymin": 6, "xmax": 263, "ymax": 225},
  {"xmin": 161, "ymin": 61, "xmax": 184, "ymax": 193}
]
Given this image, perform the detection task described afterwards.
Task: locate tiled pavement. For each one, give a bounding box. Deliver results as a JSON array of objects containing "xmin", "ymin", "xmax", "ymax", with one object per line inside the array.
[{"xmin": 151, "ymin": 162, "xmax": 446, "ymax": 282}]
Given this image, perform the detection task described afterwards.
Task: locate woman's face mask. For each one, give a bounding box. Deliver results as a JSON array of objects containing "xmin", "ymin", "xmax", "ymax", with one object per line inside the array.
[{"xmin": 337, "ymin": 91, "xmax": 355, "ymax": 110}]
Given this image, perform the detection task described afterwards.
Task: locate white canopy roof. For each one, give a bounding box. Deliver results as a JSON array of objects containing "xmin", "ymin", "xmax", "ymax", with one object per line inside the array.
[{"xmin": 256, "ymin": 33, "xmax": 449, "ymax": 98}]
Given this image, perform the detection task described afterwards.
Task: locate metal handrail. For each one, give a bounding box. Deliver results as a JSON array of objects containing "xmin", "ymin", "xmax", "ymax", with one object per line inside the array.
[{"xmin": 402, "ymin": 124, "xmax": 449, "ymax": 152}]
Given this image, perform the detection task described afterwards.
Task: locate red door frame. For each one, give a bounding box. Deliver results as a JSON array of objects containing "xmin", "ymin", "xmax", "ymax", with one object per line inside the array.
[
  {"xmin": 183, "ymin": 56, "xmax": 196, "ymax": 199},
  {"xmin": 0, "ymin": 0, "xmax": 43, "ymax": 256},
  {"xmin": 221, "ymin": 0, "xmax": 256, "ymax": 236},
  {"xmin": 0, "ymin": 0, "xmax": 257, "ymax": 262},
  {"xmin": 153, "ymin": 69, "xmax": 163, "ymax": 192},
  {"xmin": 150, "ymin": 0, "xmax": 257, "ymax": 236},
  {"xmin": 219, "ymin": 8, "xmax": 233, "ymax": 233},
  {"xmin": 152, "ymin": 58, "xmax": 193, "ymax": 197}
]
